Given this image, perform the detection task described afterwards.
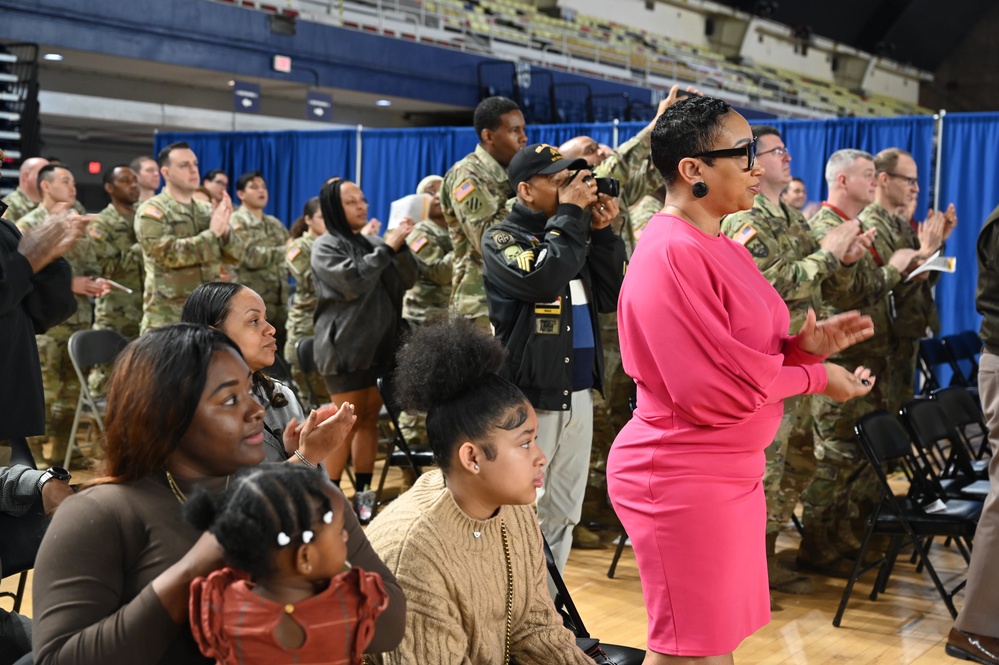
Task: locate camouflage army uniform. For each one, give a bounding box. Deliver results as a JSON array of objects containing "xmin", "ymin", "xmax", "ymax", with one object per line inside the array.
[
  {"xmin": 135, "ymin": 190, "xmax": 245, "ymax": 333},
  {"xmin": 398, "ymin": 219, "xmax": 454, "ymax": 446},
  {"xmin": 90, "ymin": 203, "xmax": 143, "ymax": 339},
  {"xmin": 586, "ymin": 126, "xmax": 661, "ymax": 533},
  {"xmin": 722, "ymin": 193, "xmax": 845, "ymax": 537},
  {"xmin": 439, "ymin": 144, "xmax": 515, "ymax": 328},
  {"xmin": 227, "ymin": 206, "xmax": 289, "ymax": 341},
  {"xmin": 803, "ymin": 204, "xmax": 902, "ymax": 562},
  {"xmin": 87, "ymin": 203, "xmax": 144, "ymax": 396},
  {"xmin": 629, "ymin": 193, "xmax": 663, "ymax": 240},
  {"xmin": 17, "ymin": 205, "xmax": 101, "ymax": 463},
  {"xmin": 1, "ymin": 188, "xmax": 37, "ymax": 223},
  {"xmin": 859, "ymin": 202, "xmax": 940, "ymax": 413},
  {"xmin": 284, "ymin": 233, "xmax": 327, "ymax": 405}
]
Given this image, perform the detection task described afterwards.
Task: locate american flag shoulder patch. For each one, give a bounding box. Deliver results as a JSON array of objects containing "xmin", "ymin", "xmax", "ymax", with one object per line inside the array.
[
  {"xmin": 734, "ymin": 224, "xmax": 758, "ymax": 245},
  {"xmin": 453, "ymin": 179, "xmax": 476, "ymax": 202},
  {"xmin": 410, "ymin": 236, "xmax": 429, "ymax": 253}
]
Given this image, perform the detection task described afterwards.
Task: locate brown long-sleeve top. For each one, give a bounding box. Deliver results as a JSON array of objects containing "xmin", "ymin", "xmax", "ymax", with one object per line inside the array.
[{"xmin": 32, "ymin": 471, "xmax": 405, "ymax": 665}]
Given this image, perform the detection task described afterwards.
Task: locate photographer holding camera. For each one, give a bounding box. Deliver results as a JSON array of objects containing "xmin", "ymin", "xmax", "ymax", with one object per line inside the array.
[{"xmin": 481, "ymin": 143, "xmax": 627, "ymax": 581}]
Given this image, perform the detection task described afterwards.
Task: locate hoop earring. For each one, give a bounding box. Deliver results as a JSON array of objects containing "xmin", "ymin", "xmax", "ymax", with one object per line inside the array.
[{"xmin": 692, "ymin": 182, "xmax": 709, "ymax": 198}]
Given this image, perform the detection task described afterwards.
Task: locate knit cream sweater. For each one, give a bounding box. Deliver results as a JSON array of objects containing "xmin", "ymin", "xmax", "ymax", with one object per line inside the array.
[{"xmin": 366, "ymin": 470, "xmax": 591, "ymax": 665}]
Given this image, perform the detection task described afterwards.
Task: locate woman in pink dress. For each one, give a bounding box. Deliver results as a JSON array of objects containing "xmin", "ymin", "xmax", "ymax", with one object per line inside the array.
[{"xmin": 606, "ymin": 96, "xmax": 877, "ymax": 664}]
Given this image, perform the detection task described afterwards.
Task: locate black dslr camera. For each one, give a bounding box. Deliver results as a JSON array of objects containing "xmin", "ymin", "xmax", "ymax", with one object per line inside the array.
[
  {"xmin": 566, "ymin": 168, "xmax": 620, "ymax": 198},
  {"xmin": 586, "ymin": 165, "xmax": 620, "ymax": 198},
  {"xmin": 594, "ymin": 176, "xmax": 620, "ymax": 198}
]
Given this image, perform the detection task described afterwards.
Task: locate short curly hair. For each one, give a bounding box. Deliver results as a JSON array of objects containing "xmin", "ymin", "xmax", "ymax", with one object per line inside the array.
[{"xmin": 651, "ymin": 96, "xmax": 732, "ymax": 188}]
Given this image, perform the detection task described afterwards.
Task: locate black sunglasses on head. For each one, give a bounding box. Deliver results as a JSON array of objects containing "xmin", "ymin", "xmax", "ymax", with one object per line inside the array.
[{"xmin": 691, "ymin": 137, "xmax": 758, "ymax": 171}]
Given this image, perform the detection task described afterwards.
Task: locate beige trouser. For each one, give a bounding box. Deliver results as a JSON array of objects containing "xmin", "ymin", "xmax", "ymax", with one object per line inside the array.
[
  {"xmin": 955, "ymin": 350, "xmax": 999, "ymax": 636},
  {"xmin": 535, "ymin": 389, "xmax": 594, "ymax": 582}
]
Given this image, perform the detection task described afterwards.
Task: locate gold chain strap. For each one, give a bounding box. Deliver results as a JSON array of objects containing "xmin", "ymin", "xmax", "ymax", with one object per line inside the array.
[{"xmin": 501, "ymin": 520, "xmax": 513, "ymax": 664}]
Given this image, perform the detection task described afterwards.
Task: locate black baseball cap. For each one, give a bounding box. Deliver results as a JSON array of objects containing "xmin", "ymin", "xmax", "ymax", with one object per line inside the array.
[{"xmin": 508, "ymin": 143, "xmax": 588, "ymax": 189}]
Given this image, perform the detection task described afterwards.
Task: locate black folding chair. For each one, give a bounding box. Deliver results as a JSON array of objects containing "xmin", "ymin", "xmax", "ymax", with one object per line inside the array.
[
  {"xmin": 833, "ymin": 411, "xmax": 980, "ymax": 626},
  {"xmin": 544, "ymin": 537, "xmax": 646, "ymax": 664},
  {"xmin": 901, "ymin": 398, "xmax": 989, "ymax": 499},
  {"xmin": 931, "ymin": 386, "xmax": 991, "ymax": 461},
  {"xmin": 942, "ymin": 331, "xmax": 982, "ymax": 388},
  {"xmin": 606, "ymin": 530, "xmax": 630, "ymax": 579},
  {"xmin": 374, "ymin": 374, "xmax": 436, "ymax": 510},
  {"xmin": 917, "ymin": 337, "xmax": 950, "ymax": 395},
  {"xmin": 65, "ymin": 329, "xmax": 129, "ymax": 468}
]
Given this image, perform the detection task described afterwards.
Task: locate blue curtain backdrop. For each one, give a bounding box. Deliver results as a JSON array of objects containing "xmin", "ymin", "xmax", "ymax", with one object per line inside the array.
[
  {"xmin": 154, "ymin": 129, "xmax": 357, "ymax": 226},
  {"xmin": 935, "ymin": 112, "xmax": 999, "ymax": 339},
  {"xmin": 157, "ymin": 113, "xmax": 994, "ymax": 341},
  {"xmin": 357, "ymin": 121, "xmax": 649, "ymax": 222}
]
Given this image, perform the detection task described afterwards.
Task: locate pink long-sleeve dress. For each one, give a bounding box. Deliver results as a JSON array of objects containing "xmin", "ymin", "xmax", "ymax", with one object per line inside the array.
[{"xmin": 606, "ymin": 213, "xmax": 828, "ymax": 657}]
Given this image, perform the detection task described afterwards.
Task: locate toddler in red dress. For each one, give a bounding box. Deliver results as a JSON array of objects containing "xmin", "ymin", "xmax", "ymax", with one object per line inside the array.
[{"xmin": 186, "ymin": 464, "xmax": 388, "ymax": 664}]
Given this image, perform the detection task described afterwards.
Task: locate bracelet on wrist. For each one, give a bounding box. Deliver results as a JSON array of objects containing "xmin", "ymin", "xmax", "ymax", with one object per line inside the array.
[{"xmin": 293, "ymin": 449, "xmax": 317, "ymax": 468}]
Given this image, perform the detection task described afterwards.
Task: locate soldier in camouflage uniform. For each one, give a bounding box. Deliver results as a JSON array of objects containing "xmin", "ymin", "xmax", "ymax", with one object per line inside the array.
[
  {"xmin": 16, "ymin": 165, "xmax": 112, "ymax": 466},
  {"xmin": 1, "ymin": 157, "xmax": 49, "ymax": 223},
  {"xmin": 801, "ymin": 149, "xmax": 920, "ymax": 576},
  {"xmin": 87, "ymin": 165, "xmax": 144, "ymax": 396},
  {"xmin": 135, "ymin": 142, "xmax": 244, "ymax": 333},
  {"xmin": 439, "ymin": 97, "xmax": 526, "ymax": 329},
  {"xmin": 228, "ymin": 171, "xmax": 289, "ymax": 345},
  {"xmin": 90, "ymin": 165, "xmax": 143, "ymax": 339},
  {"xmin": 721, "ymin": 127, "xmax": 873, "ymax": 593},
  {"xmin": 399, "ymin": 175, "xmax": 454, "ymax": 446},
  {"xmin": 860, "ymin": 149, "xmax": 956, "ymax": 414},
  {"xmin": 285, "ymin": 196, "xmax": 328, "ymax": 406}
]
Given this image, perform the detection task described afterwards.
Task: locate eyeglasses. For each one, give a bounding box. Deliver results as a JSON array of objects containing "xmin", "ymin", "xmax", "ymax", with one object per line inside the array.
[
  {"xmin": 691, "ymin": 137, "xmax": 758, "ymax": 172},
  {"xmin": 757, "ymin": 146, "xmax": 789, "ymax": 159},
  {"xmin": 885, "ymin": 172, "xmax": 919, "ymax": 187}
]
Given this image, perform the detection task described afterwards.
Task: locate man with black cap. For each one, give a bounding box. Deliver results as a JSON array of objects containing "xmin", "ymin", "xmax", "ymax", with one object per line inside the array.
[{"xmin": 482, "ymin": 143, "xmax": 627, "ymax": 577}]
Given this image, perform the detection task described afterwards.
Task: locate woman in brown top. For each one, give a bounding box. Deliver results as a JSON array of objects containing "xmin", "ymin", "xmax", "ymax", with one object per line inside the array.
[{"xmin": 31, "ymin": 324, "xmax": 406, "ymax": 665}]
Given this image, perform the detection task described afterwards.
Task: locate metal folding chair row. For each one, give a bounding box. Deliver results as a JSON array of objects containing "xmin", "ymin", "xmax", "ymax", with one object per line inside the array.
[{"xmin": 834, "ymin": 411, "xmax": 981, "ymax": 627}]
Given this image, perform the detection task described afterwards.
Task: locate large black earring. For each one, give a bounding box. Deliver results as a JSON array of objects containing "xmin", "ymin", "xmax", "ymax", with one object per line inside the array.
[{"xmin": 692, "ymin": 182, "xmax": 709, "ymax": 198}]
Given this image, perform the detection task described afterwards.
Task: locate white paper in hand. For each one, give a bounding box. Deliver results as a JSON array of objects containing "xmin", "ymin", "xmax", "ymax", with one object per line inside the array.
[
  {"xmin": 905, "ymin": 250, "xmax": 956, "ymax": 282},
  {"xmin": 388, "ymin": 194, "xmax": 431, "ymax": 230}
]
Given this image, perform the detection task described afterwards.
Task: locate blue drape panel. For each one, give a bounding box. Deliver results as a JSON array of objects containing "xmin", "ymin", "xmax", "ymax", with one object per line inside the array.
[
  {"xmin": 936, "ymin": 112, "xmax": 999, "ymax": 338},
  {"xmin": 360, "ymin": 127, "xmax": 463, "ymax": 224},
  {"xmin": 155, "ymin": 130, "xmax": 357, "ymax": 227}
]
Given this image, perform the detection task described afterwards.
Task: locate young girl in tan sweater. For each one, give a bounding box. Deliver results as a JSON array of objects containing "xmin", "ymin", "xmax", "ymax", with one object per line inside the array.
[{"xmin": 366, "ymin": 318, "xmax": 592, "ymax": 665}]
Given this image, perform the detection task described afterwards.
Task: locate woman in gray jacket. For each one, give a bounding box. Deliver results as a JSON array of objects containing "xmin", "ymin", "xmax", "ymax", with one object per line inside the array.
[{"xmin": 311, "ymin": 179, "xmax": 417, "ymax": 522}]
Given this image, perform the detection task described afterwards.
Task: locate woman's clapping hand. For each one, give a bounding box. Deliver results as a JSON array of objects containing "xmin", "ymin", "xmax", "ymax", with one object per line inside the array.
[
  {"xmin": 283, "ymin": 402, "xmax": 357, "ymax": 464},
  {"xmin": 796, "ymin": 308, "xmax": 874, "ymax": 358},
  {"xmin": 821, "ymin": 363, "xmax": 875, "ymax": 402}
]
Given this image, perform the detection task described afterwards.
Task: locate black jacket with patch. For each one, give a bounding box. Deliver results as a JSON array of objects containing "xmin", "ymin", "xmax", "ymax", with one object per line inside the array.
[{"xmin": 482, "ymin": 201, "xmax": 627, "ymax": 411}]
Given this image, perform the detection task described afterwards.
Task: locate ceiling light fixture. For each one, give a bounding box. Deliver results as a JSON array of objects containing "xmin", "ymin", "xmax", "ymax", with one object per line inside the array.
[
  {"xmin": 376, "ymin": 99, "xmax": 392, "ymax": 107},
  {"xmin": 43, "ymin": 53, "xmax": 63, "ymax": 61}
]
